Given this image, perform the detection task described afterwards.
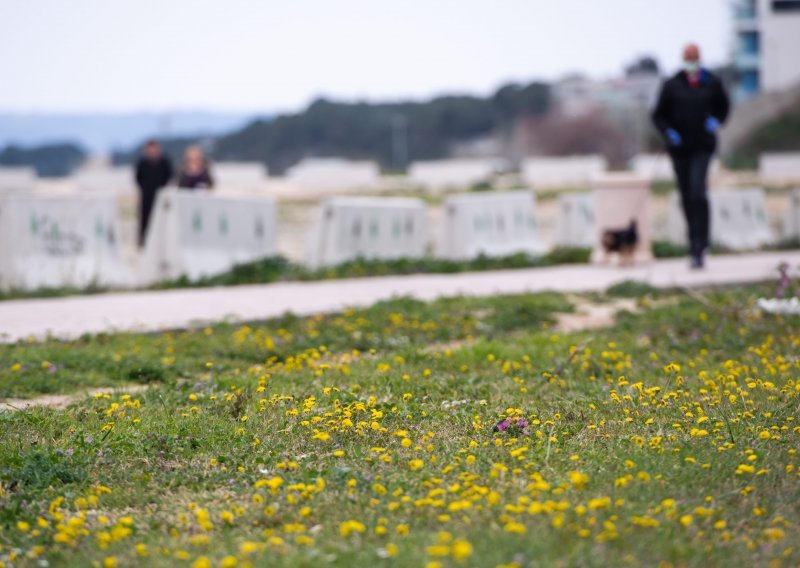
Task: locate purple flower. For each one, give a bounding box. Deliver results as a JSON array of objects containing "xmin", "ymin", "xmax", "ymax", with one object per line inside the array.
[
  {"xmin": 493, "ymin": 416, "xmax": 532, "ymax": 435},
  {"xmin": 776, "ymin": 263, "xmax": 791, "ymax": 298}
]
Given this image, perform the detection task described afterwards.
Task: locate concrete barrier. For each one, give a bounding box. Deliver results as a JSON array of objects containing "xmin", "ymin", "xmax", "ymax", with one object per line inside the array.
[
  {"xmin": 591, "ymin": 173, "xmax": 652, "ymax": 263},
  {"xmin": 436, "ymin": 191, "xmax": 544, "ymax": 260},
  {"xmin": 759, "ymin": 152, "xmax": 800, "ymax": 185},
  {"xmin": 408, "ymin": 159, "xmax": 498, "ymax": 192},
  {"xmin": 554, "ymin": 192, "xmax": 595, "ymax": 248},
  {"xmin": 782, "ymin": 188, "xmax": 800, "ymax": 240},
  {"xmin": 521, "ymin": 155, "xmax": 607, "ymax": 190},
  {"xmin": 285, "ymin": 158, "xmax": 380, "ymax": 192},
  {"xmin": 139, "ymin": 189, "xmax": 278, "ymax": 284},
  {"xmin": 666, "ymin": 188, "xmax": 774, "ymax": 250},
  {"xmin": 0, "ymin": 167, "xmax": 37, "ymax": 194},
  {"xmin": 0, "ymin": 193, "xmax": 130, "ymax": 291},
  {"xmin": 436, "ymin": 191, "xmax": 543, "ymax": 260},
  {"xmin": 307, "ymin": 197, "xmax": 427, "ymax": 268},
  {"xmin": 214, "ymin": 162, "xmax": 269, "ymax": 191}
]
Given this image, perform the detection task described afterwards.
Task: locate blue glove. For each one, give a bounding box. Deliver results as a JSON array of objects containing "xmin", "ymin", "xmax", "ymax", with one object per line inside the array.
[
  {"xmin": 665, "ymin": 128, "xmax": 682, "ymax": 146},
  {"xmin": 705, "ymin": 116, "xmax": 720, "ymax": 133}
]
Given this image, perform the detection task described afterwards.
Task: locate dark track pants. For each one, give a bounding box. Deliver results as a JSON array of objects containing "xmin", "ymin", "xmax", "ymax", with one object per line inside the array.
[
  {"xmin": 670, "ymin": 151, "xmax": 712, "ymax": 256},
  {"xmin": 139, "ymin": 189, "xmax": 157, "ymax": 248}
]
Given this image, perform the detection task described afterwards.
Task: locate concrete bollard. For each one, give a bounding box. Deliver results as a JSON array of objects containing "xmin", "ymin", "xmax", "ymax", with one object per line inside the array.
[{"xmin": 591, "ymin": 173, "xmax": 652, "ymax": 264}]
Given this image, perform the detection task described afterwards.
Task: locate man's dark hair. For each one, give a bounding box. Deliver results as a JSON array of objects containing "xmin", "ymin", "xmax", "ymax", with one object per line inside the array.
[{"xmin": 145, "ymin": 139, "xmax": 160, "ymax": 148}]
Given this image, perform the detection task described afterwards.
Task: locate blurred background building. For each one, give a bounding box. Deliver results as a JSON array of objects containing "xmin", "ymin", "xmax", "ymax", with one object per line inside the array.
[{"xmin": 732, "ymin": 0, "xmax": 800, "ymax": 100}]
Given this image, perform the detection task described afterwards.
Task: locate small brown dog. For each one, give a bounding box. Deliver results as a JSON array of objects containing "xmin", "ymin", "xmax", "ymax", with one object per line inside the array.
[{"xmin": 601, "ymin": 220, "xmax": 638, "ymax": 266}]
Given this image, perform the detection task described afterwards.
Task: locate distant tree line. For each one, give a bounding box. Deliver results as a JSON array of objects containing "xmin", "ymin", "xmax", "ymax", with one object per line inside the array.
[
  {"xmin": 0, "ymin": 143, "xmax": 86, "ymax": 177},
  {"xmin": 115, "ymin": 81, "xmax": 551, "ymax": 174}
]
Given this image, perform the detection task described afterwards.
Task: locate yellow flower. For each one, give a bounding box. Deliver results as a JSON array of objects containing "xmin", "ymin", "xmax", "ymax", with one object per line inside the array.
[
  {"xmin": 569, "ymin": 471, "xmax": 589, "ymax": 490},
  {"xmin": 588, "ymin": 497, "xmax": 611, "ymax": 510},
  {"xmin": 762, "ymin": 527, "xmax": 784, "ymax": 542},
  {"xmin": 312, "ymin": 430, "xmax": 330, "ymax": 442},
  {"xmin": 451, "ymin": 539, "xmax": 473, "ymax": 561},
  {"xmin": 239, "ymin": 541, "xmax": 264, "ymax": 556},
  {"xmin": 340, "ymin": 520, "xmax": 367, "ymax": 537},
  {"xmin": 426, "ymin": 545, "xmax": 450, "ymax": 557},
  {"xmin": 103, "ymin": 557, "xmax": 118, "ymax": 568},
  {"xmin": 504, "ymin": 522, "xmax": 527, "ymax": 535},
  {"xmin": 191, "ymin": 557, "xmax": 211, "ymax": 568},
  {"xmin": 16, "ymin": 521, "xmax": 30, "ymax": 532},
  {"xmin": 680, "ymin": 515, "xmax": 694, "ymax": 527},
  {"xmin": 254, "ymin": 476, "xmax": 284, "ymax": 493},
  {"xmin": 408, "ymin": 459, "xmax": 424, "ymax": 471}
]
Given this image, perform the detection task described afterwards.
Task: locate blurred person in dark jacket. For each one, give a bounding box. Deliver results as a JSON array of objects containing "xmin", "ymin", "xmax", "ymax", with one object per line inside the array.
[
  {"xmin": 652, "ymin": 43, "xmax": 730, "ymax": 269},
  {"xmin": 177, "ymin": 145, "xmax": 214, "ymax": 190},
  {"xmin": 135, "ymin": 140, "xmax": 173, "ymax": 247}
]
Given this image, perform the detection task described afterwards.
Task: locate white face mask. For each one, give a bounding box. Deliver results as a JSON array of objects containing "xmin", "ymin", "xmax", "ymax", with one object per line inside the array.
[{"xmin": 684, "ymin": 61, "xmax": 700, "ymax": 74}]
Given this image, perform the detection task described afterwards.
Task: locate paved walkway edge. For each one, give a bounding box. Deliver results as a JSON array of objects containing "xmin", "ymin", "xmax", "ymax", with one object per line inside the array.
[{"xmin": 0, "ymin": 251, "xmax": 796, "ymax": 342}]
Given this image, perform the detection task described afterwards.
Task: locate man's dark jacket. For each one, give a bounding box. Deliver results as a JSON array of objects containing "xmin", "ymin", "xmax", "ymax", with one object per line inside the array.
[
  {"xmin": 135, "ymin": 156, "xmax": 173, "ymax": 194},
  {"xmin": 652, "ymin": 69, "xmax": 730, "ymax": 154}
]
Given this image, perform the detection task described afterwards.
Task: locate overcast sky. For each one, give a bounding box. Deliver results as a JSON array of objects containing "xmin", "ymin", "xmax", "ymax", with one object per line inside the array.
[{"xmin": 0, "ymin": 0, "xmax": 732, "ymax": 114}]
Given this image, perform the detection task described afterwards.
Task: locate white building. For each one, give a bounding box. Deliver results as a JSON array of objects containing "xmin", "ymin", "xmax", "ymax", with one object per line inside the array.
[
  {"xmin": 71, "ymin": 165, "xmax": 136, "ymax": 194},
  {"xmin": 407, "ymin": 159, "xmax": 499, "ymax": 192},
  {"xmin": 521, "ymin": 155, "xmax": 607, "ymax": 190},
  {"xmin": 733, "ymin": 0, "xmax": 800, "ymax": 100},
  {"xmin": 213, "ymin": 162, "xmax": 269, "ymax": 191},
  {"xmin": 285, "ymin": 157, "xmax": 380, "ymax": 192}
]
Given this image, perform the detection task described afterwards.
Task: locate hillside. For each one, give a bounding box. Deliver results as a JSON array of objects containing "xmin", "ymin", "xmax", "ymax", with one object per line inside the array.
[
  {"xmin": 0, "ymin": 143, "xmax": 86, "ymax": 177},
  {"xmin": 729, "ymin": 91, "xmax": 800, "ymax": 169},
  {"xmin": 109, "ymin": 83, "xmax": 550, "ymax": 172},
  {"xmin": 212, "ymin": 82, "xmax": 551, "ymax": 174}
]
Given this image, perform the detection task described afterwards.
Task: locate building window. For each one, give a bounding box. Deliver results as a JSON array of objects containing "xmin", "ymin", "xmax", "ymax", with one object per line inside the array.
[
  {"xmin": 772, "ymin": 0, "xmax": 800, "ymax": 11},
  {"xmin": 736, "ymin": 0, "xmax": 758, "ymax": 18},
  {"xmin": 740, "ymin": 31, "xmax": 760, "ymax": 55},
  {"xmin": 741, "ymin": 70, "xmax": 760, "ymax": 93}
]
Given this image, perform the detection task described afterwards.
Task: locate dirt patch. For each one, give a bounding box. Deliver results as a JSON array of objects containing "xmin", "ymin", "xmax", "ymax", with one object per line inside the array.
[
  {"xmin": 0, "ymin": 384, "xmax": 151, "ymax": 412},
  {"xmin": 423, "ymin": 297, "xmax": 640, "ymax": 355},
  {"xmin": 554, "ymin": 297, "xmax": 639, "ymax": 333}
]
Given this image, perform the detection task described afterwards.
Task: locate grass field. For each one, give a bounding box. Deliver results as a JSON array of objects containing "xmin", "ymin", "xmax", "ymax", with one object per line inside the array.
[{"xmin": 1, "ymin": 283, "xmax": 798, "ymax": 567}]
